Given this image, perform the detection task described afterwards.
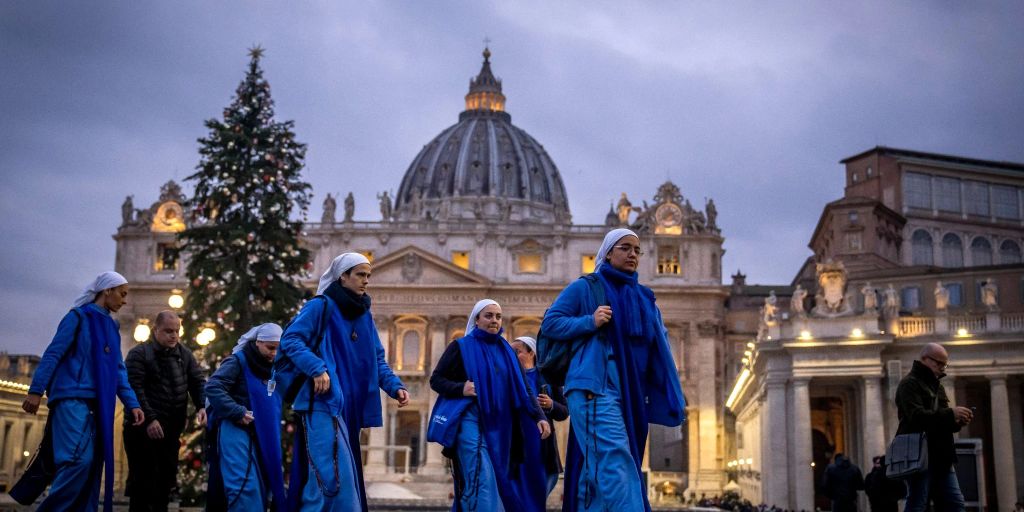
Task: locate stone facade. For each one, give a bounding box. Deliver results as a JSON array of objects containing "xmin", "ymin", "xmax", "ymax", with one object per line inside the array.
[{"xmin": 726, "ymin": 147, "xmax": 1024, "ymax": 512}]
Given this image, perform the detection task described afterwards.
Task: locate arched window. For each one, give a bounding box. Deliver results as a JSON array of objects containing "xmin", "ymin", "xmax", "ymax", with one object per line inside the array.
[
  {"xmin": 911, "ymin": 230, "xmax": 933, "ymax": 266},
  {"xmin": 1000, "ymin": 240, "xmax": 1022, "ymax": 264},
  {"xmin": 970, "ymin": 237, "xmax": 993, "ymax": 266},
  {"xmin": 942, "ymin": 233, "xmax": 963, "ymax": 268}
]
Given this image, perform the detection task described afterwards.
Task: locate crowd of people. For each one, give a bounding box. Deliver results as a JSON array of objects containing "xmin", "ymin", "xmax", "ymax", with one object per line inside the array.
[{"xmin": 11, "ymin": 228, "xmax": 687, "ymax": 512}]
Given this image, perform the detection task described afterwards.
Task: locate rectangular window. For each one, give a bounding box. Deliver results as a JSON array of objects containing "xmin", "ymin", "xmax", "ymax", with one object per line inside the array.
[
  {"xmin": 945, "ymin": 283, "xmax": 963, "ymax": 307},
  {"xmin": 154, "ymin": 243, "xmax": 179, "ymax": 272},
  {"xmin": 451, "ymin": 251, "xmax": 470, "ymax": 270},
  {"xmin": 992, "ymin": 185, "xmax": 1020, "ymax": 219},
  {"xmin": 516, "ymin": 253, "xmax": 543, "ymax": 274},
  {"xmin": 581, "ymin": 255, "xmax": 596, "ymax": 274},
  {"xmin": 934, "ymin": 176, "xmax": 961, "ymax": 213},
  {"xmin": 963, "ymin": 181, "xmax": 989, "ymax": 216},
  {"xmin": 657, "ymin": 246, "xmax": 681, "ymax": 275},
  {"xmin": 901, "ymin": 286, "xmax": 921, "ymax": 311},
  {"xmin": 904, "ymin": 172, "xmax": 932, "ymax": 209}
]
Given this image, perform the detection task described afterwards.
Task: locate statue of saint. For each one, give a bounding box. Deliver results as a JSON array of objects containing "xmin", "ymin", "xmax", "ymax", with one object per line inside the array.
[
  {"xmin": 409, "ymin": 189, "xmax": 423, "ymax": 219},
  {"xmin": 763, "ymin": 290, "xmax": 778, "ymax": 325},
  {"xmin": 981, "ymin": 278, "xmax": 999, "ymax": 311},
  {"xmin": 121, "ymin": 195, "xmax": 135, "ymax": 226},
  {"xmin": 934, "ymin": 281, "xmax": 949, "ymax": 311},
  {"xmin": 616, "ymin": 193, "xmax": 632, "ymax": 226},
  {"xmin": 343, "ymin": 192, "xmax": 355, "ymax": 222},
  {"xmin": 705, "ymin": 198, "xmax": 718, "ymax": 231},
  {"xmin": 883, "ymin": 284, "xmax": 900, "ymax": 317},
  {"xmin": 321, "ymin": 193, "xmax": 337, "ymax": 224},
  {"xmin": 377, "ymin": 191, "xmax": 393, "ymax": 222},
  {"xmin": 861, "ymin": 282, "xmax": 878, "ymax": 312},
  {"xmin": 790, "ymin": 284, "xmax": 807, "ymax": 317}
]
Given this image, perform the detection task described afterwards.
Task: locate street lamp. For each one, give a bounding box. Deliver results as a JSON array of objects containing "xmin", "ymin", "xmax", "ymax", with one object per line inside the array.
[
  {"xmin": 196, "ymin": 326, "xmax": 216, "ymax": 346},
  {"xmin": 168, "ymin": 289, "xmax": 184, "ymax": 310},
  {"xmin": 133, "ymin": 319, "xmax": 151, "ymax": 343}
]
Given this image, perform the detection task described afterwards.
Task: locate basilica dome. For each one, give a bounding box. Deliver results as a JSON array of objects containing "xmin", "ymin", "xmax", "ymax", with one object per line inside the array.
[{"xmin": 394, "ymin": 49, "xmax": 571, "ymax": 224}]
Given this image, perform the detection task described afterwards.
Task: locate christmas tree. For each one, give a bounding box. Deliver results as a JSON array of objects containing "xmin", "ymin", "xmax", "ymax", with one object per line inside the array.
[{"xmin": 175, "ymin": 46, "xmax": 313, "ymax": 505}]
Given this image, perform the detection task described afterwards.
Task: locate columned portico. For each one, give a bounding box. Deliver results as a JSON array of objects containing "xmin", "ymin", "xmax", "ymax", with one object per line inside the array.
[
  {"xmin": 860, "ymin": 376, "xmax": 886, "ymax": 466},
  {"xmin": 763, "ymin": 379, "xmax": 789, "ymax": 508},
  {"xmin": 420, "ymin": 315, "xmax": 449, "ymax": 475},
  {"xmin": 791, "ymin": 378, "xmax": 813, "ymax": 512},
  {"xmin": 989, "ymin": 375, "xmax": 1017, "ymax": 512}
]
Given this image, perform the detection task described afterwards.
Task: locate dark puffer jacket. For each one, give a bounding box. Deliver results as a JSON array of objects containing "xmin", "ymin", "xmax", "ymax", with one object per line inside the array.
[
  {"xmin": 895, "ymin": 360, "xmax": 961, "ymax": 470},
  {"xmin": 125, "ymin": 341, "xmax": 206, "ymax": 431}
]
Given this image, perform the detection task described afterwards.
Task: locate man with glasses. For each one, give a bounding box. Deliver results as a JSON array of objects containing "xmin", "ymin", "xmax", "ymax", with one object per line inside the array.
[{"xmin": 895, "ymin": 342, "xmax": 974, "ymax": 512}]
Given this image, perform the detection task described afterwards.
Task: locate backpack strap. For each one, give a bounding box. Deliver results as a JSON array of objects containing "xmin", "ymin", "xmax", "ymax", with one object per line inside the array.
[
  {"xmin": 306, "ymin": 296, "xmax": 331, "ymax": 411},
  {"xmin": 581, "ymin": 273, "xmax": 608, "ymax": 341}
]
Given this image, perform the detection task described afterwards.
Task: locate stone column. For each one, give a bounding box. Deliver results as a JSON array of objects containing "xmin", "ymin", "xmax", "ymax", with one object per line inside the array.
[
  {"xmin": 941, "ymin": 377, "xmax": 956, "ymax": 408},
  {"xmin": 763, "ymin": 380, "xmax": 789, "ymax": 509},
  {"xmin": 791, "ymin": 379, "xmax": 813, "ymax": 512},
  {"xmin": 989, "ymin": 376, "xmax": 1017, "ymax": 512},
  {"xmin": 364, "ymin": 394, "xmax": 389, "ymax": 475},
  {"xmin": 861, "ymin": 377, "xmax": 886, "ymax": 465},
  {"xmin": 692, "ymin": 328, "xmax": 722, "ymax": 492},
  {"xmin": 420, "ymin": 315, "xmax": 450, "ymax": 475}
]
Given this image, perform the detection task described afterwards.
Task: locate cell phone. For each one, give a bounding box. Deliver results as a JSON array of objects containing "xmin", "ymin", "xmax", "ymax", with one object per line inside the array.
[{"xmin": 541, "ymin": 384, "xmax": 551, "ymax": 396}]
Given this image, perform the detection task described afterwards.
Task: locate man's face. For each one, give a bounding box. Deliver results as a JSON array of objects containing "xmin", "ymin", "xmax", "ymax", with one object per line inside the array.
[
  {"xmin": 339, "ymin": 263, "xmax": 372, "ymax": 296},
  {"xmin": 921, "ymin": 348, "xmax": 949, "ymax": 378},
  {"xmin": 256, "ymin": 340, "xmax": 279, "ymax": 362},
  {"xmin": 154, "ymin": 316, "xmax": 181, "ymax": 349}
]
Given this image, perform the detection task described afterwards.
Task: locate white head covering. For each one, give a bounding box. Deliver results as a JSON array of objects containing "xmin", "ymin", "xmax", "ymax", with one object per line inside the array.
[
  {"xmin": 514, "ymin": 336, "xmax": 537, "ymax": 354},
  {"xmin": 595, "ymin": 228, "xmax": 639, "ymax": 271},
  {"xmin": 72, "ymin": 271, "xmax": 128, "ymax": 308},
  {"xmin": 466, "ymin": 299, "xmax": 500, "ymax": 334},
  {"xmin": 317, "ymin": 252, "xmax": 371, "ymax": 294},
  {"xmin": 232, "ymin": 322, "xmax": 283, "ymax": 354}
]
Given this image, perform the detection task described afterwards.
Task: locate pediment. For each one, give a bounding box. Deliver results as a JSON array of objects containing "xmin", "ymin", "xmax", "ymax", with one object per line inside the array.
[{"xmin": 370, "ymin": 245, "xmax": 491, "ymax": 286}]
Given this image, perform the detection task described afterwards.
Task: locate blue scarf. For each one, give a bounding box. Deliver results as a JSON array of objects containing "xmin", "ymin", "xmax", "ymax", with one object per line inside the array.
[
  {"xmin": 457, "ymin": 328, "xmax": 546, "ymax": 512},
  {"xmin": 563, "ymin": 266, "xmax": 686, "ymax": 512},
  {"xmin": 80, "ymin": 305, "xmax": 121, "ymax": 512},
  {"xmin": 238, "ymin": 350, "xmax": 287, "ymax": 510}
]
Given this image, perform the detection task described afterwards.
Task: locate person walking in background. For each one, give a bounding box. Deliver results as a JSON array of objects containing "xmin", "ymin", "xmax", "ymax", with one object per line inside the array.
[
  {"xmin": 205, "ymin": 323, "xmax": 286, "ymax": 511},
  {"xmin": 511, "ymin": 335, "xmax": 569, "ymax": 496},
  {"xmin": 14, "ymin": 271, "xmax": 145, "ymax": 512},
  {"xmin": 124, "ymin": 310, "xmax": 206, "ymax": 511},
  {"xmin": 864, "ymin": 455, "xmax": 905, "ymax": 512},
  {"xmin": 430, "ymin": 299, "xmax": 551, "ymax": 511},
  {"xmin": 896, "ymin": 342, "xmax": 973, "ymax": 512},
  {"xmin": 541, "ymin": 228, "xmax": 686, "ymax": 512},
  {"xmin": 821, "ymin": 453, "xmax": 864, "ymax": 512},
  {"xmin": 280, "ymin": 253, "xmax": 409, "ymax": 511}
]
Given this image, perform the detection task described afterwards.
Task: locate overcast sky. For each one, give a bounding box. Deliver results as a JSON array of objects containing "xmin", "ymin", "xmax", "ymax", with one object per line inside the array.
[{"xmin": 2, "ymin": 2, "xmax": 1023, "ymax": 354}]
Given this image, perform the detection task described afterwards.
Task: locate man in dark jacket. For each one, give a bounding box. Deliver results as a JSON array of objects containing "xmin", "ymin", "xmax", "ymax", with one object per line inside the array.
[
  {"xmin": 865, "ymin": 455, "xmax": 905, "ymax": 512},
  {"xmin": 821, "ymin": 453, "xmax": 864, "ymax": 512},
  {"xmin": 124, "ymin": 311, "xmax": 206, "ymax": 511},
  {"xmin": 895, "ymin": 342, "xmax": 973, "ymax": 512}
]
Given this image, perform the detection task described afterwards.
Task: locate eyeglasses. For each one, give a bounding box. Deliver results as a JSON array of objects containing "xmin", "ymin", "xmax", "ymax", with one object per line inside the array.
[
  {"xmin": 613, "ymin": 245, "xmax": 644, "ymax": 256},
  {"xmin": 925, "ymin": 355, "xmax": 949, "ymax": 370}
]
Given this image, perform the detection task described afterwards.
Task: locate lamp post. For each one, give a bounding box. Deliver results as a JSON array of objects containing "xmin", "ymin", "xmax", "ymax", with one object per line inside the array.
[
  {"xmin": 133, "ymin": 319, "xmax": 151, "ymax": 343},
  {"xmin": 168, "ymin": 289, "xmax": 184, "ymax": 310}
]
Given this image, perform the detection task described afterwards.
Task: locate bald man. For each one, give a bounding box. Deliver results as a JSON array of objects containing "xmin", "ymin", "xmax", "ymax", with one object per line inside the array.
[
  {"xmin": 895, "ymin": 342, "xmax": 973, "ymax": 512},
  {"xmin": 124, "ymin": 311, "xmax": 206, "ymax": 511}
]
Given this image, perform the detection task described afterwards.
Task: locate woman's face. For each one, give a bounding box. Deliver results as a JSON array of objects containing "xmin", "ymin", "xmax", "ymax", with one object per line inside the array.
[
  {"xmin": 605, "ymin": 234, "xmax": 641, "ymax": 272},
  {"xmin": 474, "ymin": 304, "xmax": 503, "ymax": 334},
  {"xmin": 98, "ymin": 284, "xmax": 129, "ymax": 312},
  {"xmin": 511, "ymin": 341, "xmax": 535, "ymax": 368},
  {"xmin": 255, "ymin": 340, "xmax": 280, "ymax": 363}
]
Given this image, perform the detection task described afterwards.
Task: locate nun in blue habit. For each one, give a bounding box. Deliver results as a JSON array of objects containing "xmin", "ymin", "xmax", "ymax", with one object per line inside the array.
[
  {"xmin": 429, "ymin": 299, "xmax": 551, "ymax": 512},
  {"xmin": 15, "ymin": 272, "xmax": 145, "ymax": 512},
  {"xmin": 541, "ymin": 228, "xmax": 686, "ymax": 512},
  {"xmin": 205, "ymin": 323, "xmax": 286, "ymax": 511},
  {"xmin": 279, "ymin": 253, "xmax": 409, "ymax": 512}
]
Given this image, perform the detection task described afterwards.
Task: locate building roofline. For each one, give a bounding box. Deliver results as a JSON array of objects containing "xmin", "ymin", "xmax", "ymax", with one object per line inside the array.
[{"xmin": 839, "ymin": 146, "xmax": 1024, "ymax": 173}]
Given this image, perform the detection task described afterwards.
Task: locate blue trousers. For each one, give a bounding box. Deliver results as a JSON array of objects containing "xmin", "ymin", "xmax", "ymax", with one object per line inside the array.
[
  {"xmin": 455, "ymin": 404, "xmax": 505, "ymax": 512},
  {"xmin": 39, "ymin": 399, "xmax": 100, "ymax": 512},
  {"xmin": 904, "ymin": 466, "xmax": 965, "ymax": 512},
  {"xmin": 218, "ymin": 422, "xmax": 265, "ymax": 511},
  {"xmin": 300, "ymin": 411, "xmax": 362, "ymax": 512},
  {"xmin": 566, "ymin": 362, "xmax": 645, "ymax": 511}
]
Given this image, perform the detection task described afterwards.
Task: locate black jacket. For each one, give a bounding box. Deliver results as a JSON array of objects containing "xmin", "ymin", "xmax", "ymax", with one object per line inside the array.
[
  {"xmin": 895, "ymin": 360, "xmax": 961, "ymax": 470},
  {"xmin": 821, "ymin": 456, "xmax": 864, "ymax": 503},
  {"xmin": 125, "ymin": 341, "xmax": 206, "ymax": 431}
]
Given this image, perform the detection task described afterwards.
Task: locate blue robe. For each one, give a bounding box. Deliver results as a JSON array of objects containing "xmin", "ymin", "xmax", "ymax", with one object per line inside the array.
[
  {"xmin": 206, "ymin": 350, "xmax": 286, "ymax": 511},
  {"xmin": 279, "ymin": 295, "xmax": 404, "ymax": 512},
  {"xmin": 450, "ymin": 328, "xmax": 547, "ymax": 512},
  {"xmin": 31, "ymin": 304, "xmax": 140, "ymax": 512}
]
